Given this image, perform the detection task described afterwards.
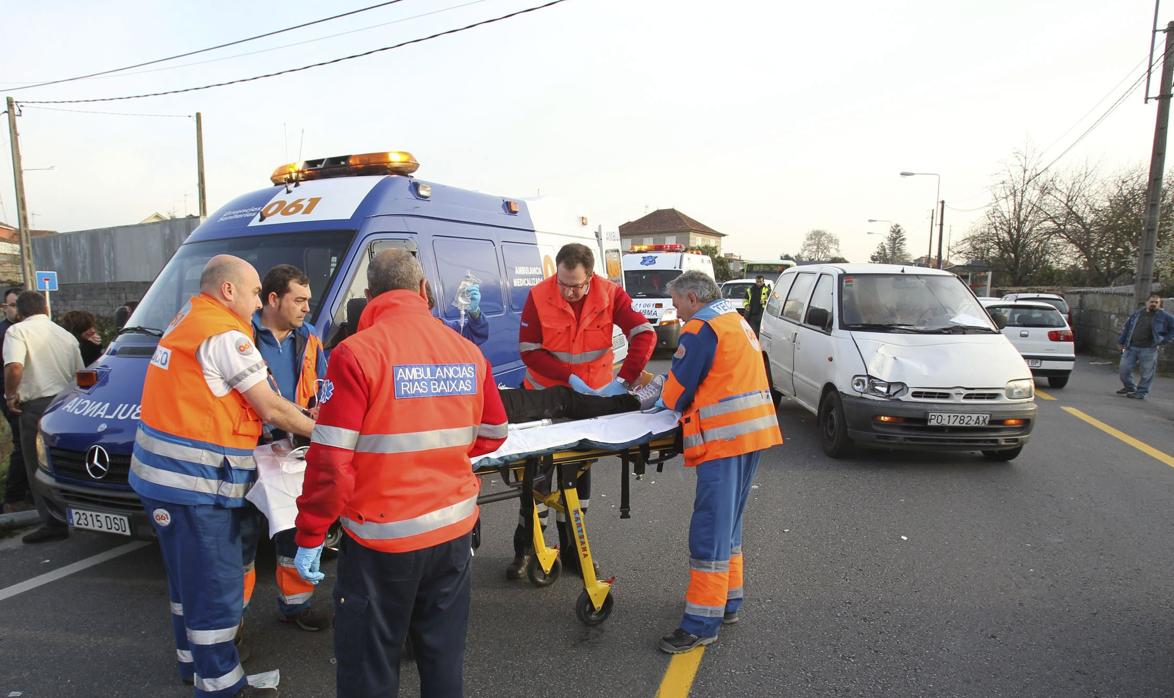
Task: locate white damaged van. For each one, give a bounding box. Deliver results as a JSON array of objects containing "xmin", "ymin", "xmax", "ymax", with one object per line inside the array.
[{"xmin": 759, "ymin": 264, "xmax": 1036, "ymax": 461}]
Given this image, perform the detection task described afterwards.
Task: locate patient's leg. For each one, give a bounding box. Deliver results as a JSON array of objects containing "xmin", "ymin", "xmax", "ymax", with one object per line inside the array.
[{"xmin": 500, "ymin": 386, "xmax": 638, "ymax": 423}]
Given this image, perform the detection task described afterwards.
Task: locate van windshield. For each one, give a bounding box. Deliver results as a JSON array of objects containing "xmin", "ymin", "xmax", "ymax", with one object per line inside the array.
[
  {"xmin": 125, "ymin": 230, "xmax": 354, "ymax": 335},
  {"xmin": 840, "ymin": 273, "xmax": 997, "ymax": 333},
  {"xmin": 624, "ymin": 269, "xmax": 681, "ymax": 298}
]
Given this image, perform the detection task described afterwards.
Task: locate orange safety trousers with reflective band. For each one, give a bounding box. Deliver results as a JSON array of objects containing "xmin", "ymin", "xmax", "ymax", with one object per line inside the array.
[
  {"xmin": 130, "ymin": 294, "xmax": 264, "ymax": 508},
  {"xmin": 335, "ymin": 292, "xmax": 490, "ymax": 553},
  {"xmin": 522, "ymin": 275, "xmax": 618, "ymax": 390},
  {"xmin": 663, "ymin": 310, "xmax": 783, "ymax": 467},
  {"xmin": 294, "ymin": 332, "xmax": 324, "ymax": 408}
]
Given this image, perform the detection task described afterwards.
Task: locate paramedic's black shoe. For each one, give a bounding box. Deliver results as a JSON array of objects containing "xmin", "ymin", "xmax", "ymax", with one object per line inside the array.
[
  {"xmin": 722, "ymin": 610, "xmax": 740, "ymax": 625},
  {"xmin": 1117, "ymin": 387, "xmax": 1135, "ymax": 395},
  {"xmin": 279, "ymin": 606, "xmax": 332, "ymax": 632},
  {"xmin": 21, "ymin": 525, "xmax": 68, "ymax": 544},
  {"xmin": 235, "ymin": 686, "xmax": 278, "ymax": 697},
  {"xmin": 658, "ymin": 628, "xmax": 716, "ymax": 654},
  {"xmin": 506, "ymin": 554, "xmax": 530, "ymax": 580}
]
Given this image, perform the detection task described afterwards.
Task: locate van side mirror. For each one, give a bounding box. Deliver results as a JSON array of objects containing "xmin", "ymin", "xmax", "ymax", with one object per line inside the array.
[{"xmin": 807, "ymin": 307, "xmax": 832, "ymax": 331}]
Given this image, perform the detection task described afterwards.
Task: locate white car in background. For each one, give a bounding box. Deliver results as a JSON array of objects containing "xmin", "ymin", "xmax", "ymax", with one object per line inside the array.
[{"xmin": 981, "ymin": 299, "xmax": 1075, "ymax": 388}]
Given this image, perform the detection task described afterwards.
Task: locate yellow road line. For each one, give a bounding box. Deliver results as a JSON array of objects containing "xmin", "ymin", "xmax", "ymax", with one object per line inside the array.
[
  {"xmin": 1035, "ymin": 389, "xmax": 1056, "ymax": 401},
  {"xmin": 655, "ymin": 648, "xmax": 706, "ymax": 698},
  {"xmin": 1062, "ymin": 406, "xmax": 1174, "ymax": 469}
]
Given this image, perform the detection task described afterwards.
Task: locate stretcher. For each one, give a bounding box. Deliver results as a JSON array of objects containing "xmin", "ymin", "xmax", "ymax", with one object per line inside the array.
[{"xmin": 471, "ymin": 409, "xmax": 682, "ymax": 625}]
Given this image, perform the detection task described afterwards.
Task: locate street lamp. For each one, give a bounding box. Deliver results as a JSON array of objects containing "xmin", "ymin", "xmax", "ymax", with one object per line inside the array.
[{"xmin": 899, "ymin": 171, "xmax": 943, "ymax": 268}]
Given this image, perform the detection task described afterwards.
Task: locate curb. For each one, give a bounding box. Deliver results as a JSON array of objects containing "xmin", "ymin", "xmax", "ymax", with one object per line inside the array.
[{"xmin": 0, "ymin": 510, "xmax": 41, "ymax": 527}]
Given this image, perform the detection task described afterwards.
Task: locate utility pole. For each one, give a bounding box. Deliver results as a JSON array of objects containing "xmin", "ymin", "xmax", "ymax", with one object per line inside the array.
[
  {"xmin": 1136, "ymin": 21, "xmax": 1174, "ymax": 307},
  {"xmin": 936, "ymin": 199, "xmax": 946, "ymax": 269},
  {"xmin": 926, "ymin": 207, "xmax": 935, "ymax": 267},
  {"xmin": 195, "ymin": 111, "xmax": 207, "ymax": 218},
  {"xmin": 5, "ymin": 97, "xmax": 34, "ymax": 289}
]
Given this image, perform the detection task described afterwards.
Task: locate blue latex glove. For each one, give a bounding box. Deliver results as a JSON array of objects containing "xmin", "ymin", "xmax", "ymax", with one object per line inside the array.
[
  {"xmin": 654, "ymin": 397, "xmax": 667, "ymax": 410},
  {"xmin": 294, "ymin": 544, "xmax": 325, "ymax": 585},
  {"xmin": 597, "ymin": 377, "xmax": 629, "ymax": 397},
  {"xmin": 466, "ymin": 285, "xmax": 481, "ymax": 316},
  {"xmin": 568, "ymin": 374, "xmax": 597, "ymax": 395}
]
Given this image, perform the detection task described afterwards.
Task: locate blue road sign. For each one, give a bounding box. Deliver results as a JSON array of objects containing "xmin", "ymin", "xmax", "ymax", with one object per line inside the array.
[{"xmin": 35, "ymin": 271, "xmax": 58, "ymax": 292}]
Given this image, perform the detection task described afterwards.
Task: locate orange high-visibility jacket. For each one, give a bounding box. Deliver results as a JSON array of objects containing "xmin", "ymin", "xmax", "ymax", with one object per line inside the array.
[
  {"xmin": 294, "ymin": 332, "xmax": 324, "ymax": 408},
  {"xmin": 521, "ymin": 274, "xmax": 619, "ymax": 390},
  {"xmin": 663, "ymin": 302, "xmax": 782, "ymax": 467},
  {"xmin": 130, "ymin": 294, "xmax": 264, "ymax": 507}
]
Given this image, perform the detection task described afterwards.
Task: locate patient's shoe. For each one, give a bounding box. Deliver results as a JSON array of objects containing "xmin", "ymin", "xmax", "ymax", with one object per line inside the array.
[{"xmin": 633, "ymin": 374, "xmax": 666, "ymax": 411}]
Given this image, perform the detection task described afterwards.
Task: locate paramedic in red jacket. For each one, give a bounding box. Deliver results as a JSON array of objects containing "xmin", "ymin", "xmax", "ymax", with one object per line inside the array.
[
  {"xmin": 509, "ymin": 242, "xmax": 655, "ymax": 579},
  {"xmin": 292, "ymin": 249, "xmax": 507, "ymax": 697}
]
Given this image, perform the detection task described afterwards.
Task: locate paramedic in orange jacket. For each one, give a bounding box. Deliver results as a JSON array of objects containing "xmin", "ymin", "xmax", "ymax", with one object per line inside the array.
[
  {"xmin": 293, "ymin": 249, "xmax": 507, "ymax": 697},
  {"xmin": 130, "ymin": 255, "xmax": 314, "ymax": 697},
  {"xmin": 510, "ymin": 242, "xmax": 655, "ymax": 579},
  {"xmin": 656, "ymin": 270, "xmax": 782, "ymax": 654}
]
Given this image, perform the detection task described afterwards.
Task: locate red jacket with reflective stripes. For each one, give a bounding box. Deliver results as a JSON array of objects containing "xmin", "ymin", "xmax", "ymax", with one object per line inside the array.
[{"xmin": 294, "ymin": 290, "xmax": 507, "ymax": 552}]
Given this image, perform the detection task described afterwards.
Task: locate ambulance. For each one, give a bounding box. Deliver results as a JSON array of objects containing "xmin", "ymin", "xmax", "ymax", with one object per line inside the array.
[
  {"xmin": 621, "ymin": 244, "xmax": 715, "ymax": 349},
  {"xmin": 33, "ymin": 150, "xmax": 627, "ymax": 539}
]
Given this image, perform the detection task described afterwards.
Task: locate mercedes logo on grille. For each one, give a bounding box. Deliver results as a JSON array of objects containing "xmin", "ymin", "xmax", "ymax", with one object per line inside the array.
[{"xmin": 85, "ymin": 445, "xmax": 111, "ymax": 480}]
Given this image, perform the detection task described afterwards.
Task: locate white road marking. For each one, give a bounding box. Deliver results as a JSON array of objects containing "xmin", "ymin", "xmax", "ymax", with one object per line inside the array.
[{"xmin": 0, "ymin": 541, "xmax": 149, "ymax": 603}]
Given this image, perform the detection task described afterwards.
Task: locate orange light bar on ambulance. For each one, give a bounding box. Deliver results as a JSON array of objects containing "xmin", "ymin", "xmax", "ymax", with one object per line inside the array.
[{"xmin": 270, "ymin": 150, "xmax": 420, "ymax": 185}]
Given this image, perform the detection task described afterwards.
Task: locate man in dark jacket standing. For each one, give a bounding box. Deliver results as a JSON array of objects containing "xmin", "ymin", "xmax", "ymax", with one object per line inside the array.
[
  {"xmin": 742, "ymin": 275, "xmax": 771, "ymax": 336},
  {"xmin": 1117, "ymin": 293, "xmax": 1174, "ymax": 400}
]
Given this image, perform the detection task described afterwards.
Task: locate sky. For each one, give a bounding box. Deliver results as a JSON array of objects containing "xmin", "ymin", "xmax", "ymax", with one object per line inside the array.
[{"xmin": 0, "ymin": 0, "xmax": 1168, "ymax": 264}]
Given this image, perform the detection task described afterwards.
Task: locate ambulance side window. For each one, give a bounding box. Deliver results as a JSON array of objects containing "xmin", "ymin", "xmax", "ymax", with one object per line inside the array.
[
  {"xmin": 432, "ymin": 237, "xmax": 504, "ymax": 319},
  {"xmin": 502, "ymin": 243, "xmax": 544, "ymax": 311}
]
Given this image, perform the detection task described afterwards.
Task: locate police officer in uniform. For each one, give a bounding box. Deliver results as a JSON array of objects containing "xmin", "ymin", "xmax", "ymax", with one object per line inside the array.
[
  {"xmin": 293, "ymin": 249, "xmax": 507, "ymax": 697},
  {"xmin": 131, "ymin": 255, "xmax": 315, "ymax": 697}
]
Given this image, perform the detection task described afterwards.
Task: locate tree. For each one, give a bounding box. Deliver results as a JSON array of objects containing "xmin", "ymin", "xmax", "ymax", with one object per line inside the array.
[
  {"xmin": 956, "ymin": 150, "xmax": 1056, "ymax": 286},
  {"xmin": 869, "ymin": 223, "xmax": 911, "ymax": 264},
  {"xmin": 691, "ymin": 245, "xmax": 734, "ymax": 282},
  {"xmin": 799, "ymin": 229, "xmax": 840, "ymax": 261}
]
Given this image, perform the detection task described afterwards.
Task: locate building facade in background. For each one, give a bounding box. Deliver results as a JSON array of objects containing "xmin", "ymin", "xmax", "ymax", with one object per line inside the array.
[{"xmin": 619, "ymin": 208, "xmax": 726, "ymax": 253}]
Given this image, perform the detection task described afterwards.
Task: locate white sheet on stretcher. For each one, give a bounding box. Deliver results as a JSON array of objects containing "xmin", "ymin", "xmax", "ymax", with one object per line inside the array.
[
  {"xmin": 246, "ymin": 441, "xmax": 306, "ymax": 536},
  {"xmin": 471, "ymin": 409, "xmax": 681, "ymax": 468}
]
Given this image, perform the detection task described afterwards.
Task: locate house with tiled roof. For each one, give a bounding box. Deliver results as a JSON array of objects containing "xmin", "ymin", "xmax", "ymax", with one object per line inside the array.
[{"xmin": 618, "ymin": 208, "xmax": 725, "ymax": 253}]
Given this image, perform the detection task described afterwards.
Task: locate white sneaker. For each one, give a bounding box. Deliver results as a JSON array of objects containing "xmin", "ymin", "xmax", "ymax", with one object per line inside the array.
[{"xmin": 632, "ymin": 374, "xmax": 666, "ymax": 411}]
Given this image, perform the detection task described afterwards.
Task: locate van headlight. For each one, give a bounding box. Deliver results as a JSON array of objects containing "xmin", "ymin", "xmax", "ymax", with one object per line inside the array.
[
  {"xmin": 851, "ymin": 375, "xmax": 907, "ymax": 399},
  {"xmin": 1005, "ymin": 379, "xmax": 1034, "ymax": 400},
  {"xmin": 35, "ymin": 431, "xmax": 49, "ymax": 472}
]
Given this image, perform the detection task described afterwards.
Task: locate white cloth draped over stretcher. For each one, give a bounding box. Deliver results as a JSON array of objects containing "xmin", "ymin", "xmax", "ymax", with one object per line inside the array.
[{"xmin": 247, "ymin": 410, "xmax": 682, "ymax": 533}]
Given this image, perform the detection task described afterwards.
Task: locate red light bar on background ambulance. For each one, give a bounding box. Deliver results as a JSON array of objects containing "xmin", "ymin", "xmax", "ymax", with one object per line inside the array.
[
  {"xmin": 629, "ymin": 243, "xmax": 686, "ymax": 253},
  {"xmin": 270, "ymin": 150, "xmax": 419, "ymax": 185}
]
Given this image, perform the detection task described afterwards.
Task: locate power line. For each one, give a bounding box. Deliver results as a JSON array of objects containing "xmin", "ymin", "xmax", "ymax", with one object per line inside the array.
[
  {"xmin": 20, "ymin": 105, "xmax": 192, "ymax": 119},
  {"xmin": 1037, "ymin": 52, "xmax": 1152, "ymax": 161},
  {"xmin": 18, "ymin": 0, "xmax": 571, "ymax": 105},
  {"xmin": 18, "ymin": 0, "xmax": 493, "ymax": 86},
  {"xmin": 11, "ymin": 0, "xmax": 410, "ymax": 92}
]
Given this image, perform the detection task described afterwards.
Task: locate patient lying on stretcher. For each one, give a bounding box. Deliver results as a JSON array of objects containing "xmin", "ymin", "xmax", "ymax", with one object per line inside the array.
[{"xmin": 500, "ymin": 375, "xmax": 665, "ymax": 424}]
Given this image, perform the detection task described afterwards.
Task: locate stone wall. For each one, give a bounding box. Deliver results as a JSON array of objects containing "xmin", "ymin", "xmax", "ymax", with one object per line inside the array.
[
  {"xmin": 46, "ymin": 281, "xmax": 153, "ymax": 321},
  {"xmin": 1067, "ymin": 286, "xmax": 1174, "ymax": 373}
]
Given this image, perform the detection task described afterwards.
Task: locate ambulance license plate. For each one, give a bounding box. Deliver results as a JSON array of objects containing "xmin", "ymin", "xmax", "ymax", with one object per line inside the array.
[
  {"xmin": 68, "ymin": 507, "xmax": 131, "ymax": 536},
  {"xmin": 927, "ymin": 413, "xmax": 990, "ymax": 427}
]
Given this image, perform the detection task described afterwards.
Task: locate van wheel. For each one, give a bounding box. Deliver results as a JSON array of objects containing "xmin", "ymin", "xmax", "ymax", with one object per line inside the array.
[
  {"xmin": 982, "ymin": 446, "xmax": 1023, "ymax": 462},
  {"xmin": 818, "ymin": 392, "xmax": 852, "ymax": 458},
  {"xmin": 1047, "ymin": 375, "xmax": 1069, "ymax": 389}
]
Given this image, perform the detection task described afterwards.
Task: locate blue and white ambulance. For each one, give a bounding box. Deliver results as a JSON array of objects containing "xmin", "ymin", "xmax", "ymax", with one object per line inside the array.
[
  {"xmin": 621, "ymin": 244, "xmax": 715, "ymax": 350},
  {"xmin": 34, "ymin": 150, "xmax": 627, "ymax": 538}
]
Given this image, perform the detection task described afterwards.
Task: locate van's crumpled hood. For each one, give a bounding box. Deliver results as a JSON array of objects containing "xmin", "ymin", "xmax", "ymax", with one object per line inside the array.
[{"xmin": 853, "ymin": 333, "xmax": 1030, "ymax": 388}]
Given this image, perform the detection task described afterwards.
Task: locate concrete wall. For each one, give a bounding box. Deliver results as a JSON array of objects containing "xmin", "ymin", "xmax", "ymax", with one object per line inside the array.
[
  {"xmin": 48, "ymin": 281, "xmax": 153, "ymax": 321},
  {"xmin": 1067, "ymin": 286, "xmax": 1174, "ymax": 373},
  {"xmin": 31, "ymin": 216, "xmax": 198, "ymax": 285}
]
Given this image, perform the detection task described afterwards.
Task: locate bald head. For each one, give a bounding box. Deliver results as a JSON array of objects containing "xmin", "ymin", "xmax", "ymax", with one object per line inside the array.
[
  {"xmin": 200, "ymin": 254, "xmax": 262, "ymax": 321},
  {"xmin": 368, "ymin": 249, "xmax": 425, "ymax": 299}
]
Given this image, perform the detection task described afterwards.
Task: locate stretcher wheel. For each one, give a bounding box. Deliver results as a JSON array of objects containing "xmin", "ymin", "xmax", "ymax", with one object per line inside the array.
[
  {"xmin": 575, "ymin": 589, "xmax": 614, "ymax": 626},
  {"xmin": 527, "ymin": 556, "xmax": 561, "ymax": 587}
]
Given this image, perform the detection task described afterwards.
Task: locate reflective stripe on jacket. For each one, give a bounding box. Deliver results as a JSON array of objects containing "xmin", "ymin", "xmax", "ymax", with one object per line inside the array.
[
  {"xmin": 328, "ymin": 291, "xmax": 496, "ymax": 553},
  {"xmin": 130, "ymin": 294, "xmax": 263, "ymax": 507},
  {"xmin": 663, "ymin": 300, "xmax": 782, "ymax": 467},
  {"xmin": 522, "ymin": 274, "xmax": 619, "ymax": 390}
]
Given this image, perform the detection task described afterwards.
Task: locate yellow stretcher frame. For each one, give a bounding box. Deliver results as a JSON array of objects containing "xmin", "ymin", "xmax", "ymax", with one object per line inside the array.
[{"xmin": 474, "ymin": 431, "xmax": 682, "ymax": 625}]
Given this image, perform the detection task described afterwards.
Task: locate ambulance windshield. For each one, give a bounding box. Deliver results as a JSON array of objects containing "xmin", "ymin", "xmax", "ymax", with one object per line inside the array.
[
  {"xmin": 125, "ymin": 230, "xmax": 353, "ymax": 336},
  {"xmin": 624, "ymin": 269, "xmax": 681, "ymax": 298}
]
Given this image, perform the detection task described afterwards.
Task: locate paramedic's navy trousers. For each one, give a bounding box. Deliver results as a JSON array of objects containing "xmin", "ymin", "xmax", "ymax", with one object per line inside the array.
[
  {"xmin": 141, "ymin": 495, "xmax": 248, "ymax": 698},
  {"xmin": 334, "ymin": 531, "xmax": 472, "ymax": 698},
  {"xmin": 680, "ymin": 451, "xmax": 760, "ymax": 639}
]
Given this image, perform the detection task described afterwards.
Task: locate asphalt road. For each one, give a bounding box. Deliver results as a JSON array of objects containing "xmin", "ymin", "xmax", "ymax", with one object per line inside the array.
[{"xmin": 3, "ymin": 356, "xmax": 1174, "ymax": 697}]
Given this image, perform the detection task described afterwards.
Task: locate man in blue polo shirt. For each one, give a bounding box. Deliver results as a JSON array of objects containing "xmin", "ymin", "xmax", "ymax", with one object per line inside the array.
[{"xmin": 242, "ymin": 264, "xmax": 331, "ymax": 635}]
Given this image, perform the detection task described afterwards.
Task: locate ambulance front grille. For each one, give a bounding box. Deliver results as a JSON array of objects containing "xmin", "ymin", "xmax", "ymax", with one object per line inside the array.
[{"xmin": 50, "ymin": 448, "xmax": 132, "ymax": 484}]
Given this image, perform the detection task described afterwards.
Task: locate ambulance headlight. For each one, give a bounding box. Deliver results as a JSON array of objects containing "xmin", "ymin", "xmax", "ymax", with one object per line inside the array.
[{"xmin": 35, "ymin": 431, "xmax": 49, "ymax": 472}]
